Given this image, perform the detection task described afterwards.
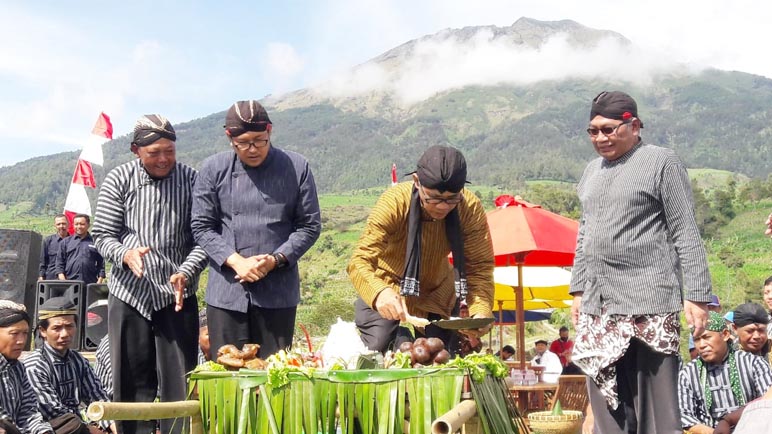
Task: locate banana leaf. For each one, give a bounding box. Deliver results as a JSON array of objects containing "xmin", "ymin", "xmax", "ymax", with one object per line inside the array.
[{"xmin": 191, "ymin": 368, "xmax": 467, "ymax": 434}]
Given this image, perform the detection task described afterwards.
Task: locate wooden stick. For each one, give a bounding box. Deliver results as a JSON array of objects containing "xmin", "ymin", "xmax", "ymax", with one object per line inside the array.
[
  {"xmin": 86, "ymin": 401, "xmax": 204, "ymax": 434},
  {"xmin": 431, "ymin": 399, "xmax": 477, "ymax": 434}
]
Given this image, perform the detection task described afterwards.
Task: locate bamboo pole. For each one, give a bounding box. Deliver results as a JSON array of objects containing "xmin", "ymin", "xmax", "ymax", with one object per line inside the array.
[
  {"xmin": 86, "ymin": 401, "xmax": 203, "ymax": 434},
  {"xmin": 431, "ymin": 399, "xmax": 477, "ymax": 434}
]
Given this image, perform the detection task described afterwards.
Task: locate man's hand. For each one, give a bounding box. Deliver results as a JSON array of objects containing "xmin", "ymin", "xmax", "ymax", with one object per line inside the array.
[
  {"xmin": 765, "ymin": 212, "xmax": 772, "ymax": 237},
  {"xmin": 684, "ymin": 299, "xmax": 709, "ymax": 338},
  {"xmin": 170, "ymin": 273, "xmax": 188, "ymax": 312},
  {"xmin": 225, "ymin": 253, "xmax": 263, "ymax": 283},
  {"xmin": 37, "ymin": 276, "xmax": 43, "ymax": 282},
  {"xmin": 123, "ymin": 246, "xmax": 151, "ymax": 278},
  {"xmin": 254, "ymin": 254, "xmax": 277, "ymax": 275},
  {"xmin": 373, "ymin": 287, "xmax": 406, "ymax": 322},
  {"xmin": 571, "ymin": 293, "xmax": 583, "ymax": 327},
  {"xmin": 459, "ymin": 313, "xmax": 494, "ymax": 339}
]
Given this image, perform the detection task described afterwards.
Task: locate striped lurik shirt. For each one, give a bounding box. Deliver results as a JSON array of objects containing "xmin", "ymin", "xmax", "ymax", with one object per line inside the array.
[
  {"xmin": 0, "ymin": 355, "xmax": 52, "ymax": 434},
  {"xmin": 348, "ymin": 182, "xmax": 494, "ymax": 319},
  {"xmin": 93, "ymin": 337, "xmax": 112, "ymax": 399},
  {"xmin": 570, "ymin": 142, "xmax": 712, "ymax": 315},
  {"xmin": 678, "ymin": 350, "xmax": 772, "ymax": 428},
  {"xmin": 23, "ymin": 343, "xmax": 109, "ymax": 422},
  {"xmin": 92, "ymin": 160, "xmax": 208, "ymax": 320}
]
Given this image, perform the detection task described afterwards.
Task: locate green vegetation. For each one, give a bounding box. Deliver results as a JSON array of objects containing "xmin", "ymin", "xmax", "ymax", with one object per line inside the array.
[
  {"xmin": 3, "ymin": 69, "xmax": 772, "ymax": 211},
  {"xmin": 5, "ymin": 174, "xmax": 772, "ymax": 359}
]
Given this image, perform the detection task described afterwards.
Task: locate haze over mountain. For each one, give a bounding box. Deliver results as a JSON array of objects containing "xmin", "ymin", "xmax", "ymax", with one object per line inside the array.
[{"xmin": 2, "ymin": 17, "xmax": 771, "ymax": 211}]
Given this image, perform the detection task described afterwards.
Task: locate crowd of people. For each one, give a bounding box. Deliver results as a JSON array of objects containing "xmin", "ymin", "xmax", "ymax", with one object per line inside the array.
[{"xmin": 0, "ymin": 90, "xmax": 771, "ymax": 434}]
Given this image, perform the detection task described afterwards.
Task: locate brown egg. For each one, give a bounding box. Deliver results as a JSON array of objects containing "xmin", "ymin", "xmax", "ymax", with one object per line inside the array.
[
  {"xmin": 425, "ymin": 337, "xmax": 444, "ymax": 355},
  {"xmin": 433, "ymin": 349, "xmax": 450, "ymax": 365},
  {"xmin": 398, "ymin": 341, "xmax": 414, "ymax": 353},
  {"xmin": 412, "ymin": 344, "xmax": 432, "ymax": 364}
]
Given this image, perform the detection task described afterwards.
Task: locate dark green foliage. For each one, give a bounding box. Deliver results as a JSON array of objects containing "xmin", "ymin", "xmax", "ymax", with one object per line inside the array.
[{"xmin": 3, "ymin": 70, "xmax": 772, "ymax": 209}]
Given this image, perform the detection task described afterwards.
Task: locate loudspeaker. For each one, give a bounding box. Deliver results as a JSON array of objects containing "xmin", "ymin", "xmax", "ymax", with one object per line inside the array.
[
  {"xmin": 0, "ymin": 229, "xmax": 42, "ymax": 313},
  {"xmin": 35, "ymin": 280, "xmax": 85, "ymax": 351},
  {"xmin": 83, "ymin": 283, "xmax": 109, "ymax": 350}
]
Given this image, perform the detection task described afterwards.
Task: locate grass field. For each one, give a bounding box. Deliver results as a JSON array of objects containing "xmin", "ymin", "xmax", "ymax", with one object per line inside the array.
[{"xmin": 4, "ymin": 187, "xmax": 772, "ymax": 356}]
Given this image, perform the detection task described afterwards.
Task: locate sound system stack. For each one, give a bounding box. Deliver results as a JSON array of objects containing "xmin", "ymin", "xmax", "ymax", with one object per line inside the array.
[{"xmin": 0, "ymin": 229, "xmax": 42, "ymax": 349}]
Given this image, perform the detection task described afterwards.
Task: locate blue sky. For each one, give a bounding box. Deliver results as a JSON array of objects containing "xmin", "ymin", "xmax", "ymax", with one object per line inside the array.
[{"xmin": 1, "ymin": 0, "xmax": 770, "ymax": 167}]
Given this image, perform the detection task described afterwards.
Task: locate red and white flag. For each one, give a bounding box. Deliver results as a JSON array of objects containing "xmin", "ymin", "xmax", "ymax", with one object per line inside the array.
[
  {"xmin": 391, "ymin": 163, "xmax": 398, "ymax": 187},
  {"xmin": 63, "ymin": 112, "xmax": 112, "ymax": 233}
]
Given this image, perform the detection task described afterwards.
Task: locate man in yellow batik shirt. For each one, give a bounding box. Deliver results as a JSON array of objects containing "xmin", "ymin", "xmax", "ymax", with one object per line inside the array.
[{"xmin": 348, "ymin": 145, "xmax": 494, "ymax": 354}]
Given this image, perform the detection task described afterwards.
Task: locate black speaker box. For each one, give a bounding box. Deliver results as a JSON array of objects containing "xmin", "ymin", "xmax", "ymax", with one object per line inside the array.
[
  {"xmin": 0, "ymin": 229, "xmax": 42, "ymax": 312},
  {"xmin": 0, "ymin": 229, "xmax": 42, "ymax": 349},
  {"xmin": 35, "ymin": 280, "xmax": 85, "ymax": 351},
  {"xmin": 83, "ymin": 283, "xmax": 109, "ymax": 350}
]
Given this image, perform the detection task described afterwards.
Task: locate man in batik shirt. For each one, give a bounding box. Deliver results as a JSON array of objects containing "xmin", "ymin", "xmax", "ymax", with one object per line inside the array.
[
  {"xmin": 679, "ymin": 312, "xmax": 772, "ymax": 434},
  {"xmin": 570, "ymin": 91, "xmax": 712, "ymax": 433}
]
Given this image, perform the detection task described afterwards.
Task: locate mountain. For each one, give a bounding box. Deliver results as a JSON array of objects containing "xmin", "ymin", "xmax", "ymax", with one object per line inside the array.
[{"xmin": 2, "ymin": 18, "xmax": 772, "ymax": 211}]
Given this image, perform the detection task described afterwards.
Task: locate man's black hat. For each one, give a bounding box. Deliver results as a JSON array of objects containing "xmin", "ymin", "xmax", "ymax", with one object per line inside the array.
[
  {"xmin": 131, "ymin": 114, "xmax": 176, "ymax": 147},
  {"xmin": 590, "ymin": 91, "xmax": 644, "ymax": 128},
  {"xmin": 414, "ymin": 145, "xmax": 468, "ymax": 193},
  {"xmin": 224, "ymin": 100, "xmax": 272, "ymax": 137},
  {"xmin": 732, "ymin": 302, "xmax": 769, "ymax": 328}
]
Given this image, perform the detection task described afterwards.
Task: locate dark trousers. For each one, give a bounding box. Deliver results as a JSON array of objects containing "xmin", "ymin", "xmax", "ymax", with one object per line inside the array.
[
  {"xmin": 108, "ymin": 294, "xmax": 199, "ymax": 434},
  {"xmin": 50, "ymin": 413, "xmax": 90, "ymax": 434},
  {"xmin": 354, "ymin": 297, "xmax": 455, "ymax": 354},
  {"xmin": 587, "ymin": 338, "xmax": 682, "ymax": 434},
  {"xmin": 0, "ymin": 419, "xmax": 22, "ymax": 434},
  {"xmin": 206, "ymin": 304, "xmax": 296, "ymax": 360}
]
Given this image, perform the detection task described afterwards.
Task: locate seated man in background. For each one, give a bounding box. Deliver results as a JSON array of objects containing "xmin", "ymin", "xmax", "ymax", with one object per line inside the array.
[
  {"xmin": 498, "ymin": 345, "xmax": 515, "ymax": 361},
  {"xmin": 24, "ymin": 296, "xmax": 112, "ymax": 434},
  {"xmin": 531, "ymin": 339, "xmax": 563, "ymax": 383},
  {"xmin": 679, "ymin": 312, "xmax": 772, "ymax": 434},
  {"xmin": 732, "ymin": 302, "xmax": 770, "ymax": 360},
  {"xmin": 0, "ymin": 301, "xmax": 53, "ymax": 434}
]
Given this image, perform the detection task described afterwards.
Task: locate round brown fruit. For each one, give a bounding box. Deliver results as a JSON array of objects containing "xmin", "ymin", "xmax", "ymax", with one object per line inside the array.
[
  {"xmin": 398, "ymin": 341, "xmax": 414, "ymax": 353},
  {"xmin": 433, "ymin": 349, "xmax": 450, "ymax": 365},
  {"xmin": 413, "ymin": 337, "xmax": 428, "ymax": 348},
  {"xmin": 411, "ymin": 344, "xmax": 432, "ymax": 364},
  {"xmin": 426, "ymin": 337, "xmax": 444, "ymax": 355}
]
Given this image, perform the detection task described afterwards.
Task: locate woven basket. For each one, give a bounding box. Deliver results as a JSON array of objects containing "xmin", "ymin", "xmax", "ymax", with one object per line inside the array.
[{"xmin": 527, "ymin": 410, "xmax": 584, "ymax": 434}]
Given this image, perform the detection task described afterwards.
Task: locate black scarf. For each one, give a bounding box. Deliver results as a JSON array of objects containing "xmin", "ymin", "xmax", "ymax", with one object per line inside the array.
[{"xmin": 400, "ymin": 186, "xmax": 468, "ymax": 302}]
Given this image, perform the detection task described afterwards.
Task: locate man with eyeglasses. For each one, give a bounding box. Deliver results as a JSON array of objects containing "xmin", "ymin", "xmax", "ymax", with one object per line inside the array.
[
  {"xmin": 192, "ymin": 100, "xmax": 321, "ymax": 360},
  {"xmin": 569, "ymin": 91, "xmax": 711, "ymax": 433},
  {"xmin": 348, "ymin": 145, "xmax": 494, "ymax": 354}
]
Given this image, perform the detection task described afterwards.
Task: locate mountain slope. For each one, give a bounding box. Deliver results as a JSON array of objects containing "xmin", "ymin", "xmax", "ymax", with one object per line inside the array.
[{"xmin": 1, "ymin": 19, "xmax": 771, "ymax": 211}]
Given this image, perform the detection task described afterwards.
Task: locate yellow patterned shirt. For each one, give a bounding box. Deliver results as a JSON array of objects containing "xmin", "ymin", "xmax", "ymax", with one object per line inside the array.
[{"xmin": 347, "ymin": 182, "xmax": 494, "ymax": 319}]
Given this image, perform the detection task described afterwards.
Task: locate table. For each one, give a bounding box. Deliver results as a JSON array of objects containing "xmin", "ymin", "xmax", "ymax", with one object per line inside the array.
[{"xmin": 509, "ymin": 382, "xmax": 558, "ymax": 413}]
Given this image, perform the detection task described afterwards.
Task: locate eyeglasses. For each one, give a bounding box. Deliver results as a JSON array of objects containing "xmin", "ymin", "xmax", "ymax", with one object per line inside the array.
[
  {"xmin": 418, "ymin": 184, "xmax": 463, "ymax": 205},
  {"xmin": 586, "ymin": 119, "xmax": 632, "ymax": 137},
  {"xmin": 231, "ymin": 139, "xmax": 270, "ymax": 151}
]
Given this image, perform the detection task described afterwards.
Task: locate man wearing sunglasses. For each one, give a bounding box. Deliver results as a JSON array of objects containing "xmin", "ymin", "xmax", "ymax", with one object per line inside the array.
[
  {"xmin": 569, "ymin": 91, "xmax": 712, "ymax": 434},
  {"xmin": 192, "ymin": 100, "xmax": 321, "ymax": 360},
  {"xmin": 348, "ymin": 145, "xmax": 494, "ymax": 354}
]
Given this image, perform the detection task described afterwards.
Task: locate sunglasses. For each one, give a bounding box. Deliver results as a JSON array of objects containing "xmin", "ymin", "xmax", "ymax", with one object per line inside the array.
[{"xmin": 586, "ymin": 119, "xmax": 632, "ymax": 137}]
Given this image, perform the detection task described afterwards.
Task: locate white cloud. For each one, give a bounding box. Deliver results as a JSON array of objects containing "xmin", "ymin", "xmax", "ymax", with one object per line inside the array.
[{"xmin": 315, "ymin": 27, "xmax": 694, "ymax": 105}]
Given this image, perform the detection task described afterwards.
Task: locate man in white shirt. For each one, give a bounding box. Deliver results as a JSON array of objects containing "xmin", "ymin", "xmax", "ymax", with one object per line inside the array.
[{"xmin": 532, "ymin": 339, "xmax": 563, "ymax": 383}]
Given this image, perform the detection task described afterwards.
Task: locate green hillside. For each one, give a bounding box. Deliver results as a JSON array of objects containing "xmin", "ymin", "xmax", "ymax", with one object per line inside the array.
[{"xmin": 2, "ymin": 70, "xmax": 772, "ymax": 212}]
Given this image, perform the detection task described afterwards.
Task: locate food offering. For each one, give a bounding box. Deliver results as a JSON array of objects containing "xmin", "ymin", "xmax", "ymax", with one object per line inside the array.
[{"xmin": 191, "ymin": 337, "xmax": 522, "ymax": 434}]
